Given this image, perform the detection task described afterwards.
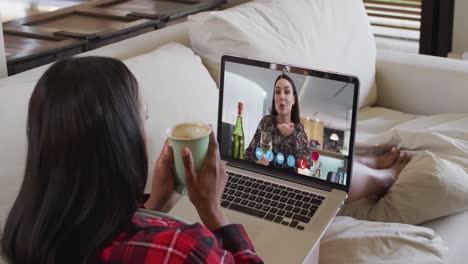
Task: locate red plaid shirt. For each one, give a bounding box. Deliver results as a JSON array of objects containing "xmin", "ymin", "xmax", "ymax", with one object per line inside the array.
[{"xmin": 97, "ymin": 214, "xmax": 263, "ymax": 263}]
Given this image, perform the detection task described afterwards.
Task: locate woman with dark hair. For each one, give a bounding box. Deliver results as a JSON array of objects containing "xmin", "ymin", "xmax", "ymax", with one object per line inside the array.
[
  {"xmin": 270, "ymin": 74, "xmax": 301, "ymax": 124},
  {"xmin": 244, "ymin": 74, "xmax": 412, "ymax": 202},
  {"xmin": 244, "ymin": 73, "xmax": 311, "ymax": 170},
  {"xmin": 1, "ymin": 57, "xmax": 263, "ymax": 264}
]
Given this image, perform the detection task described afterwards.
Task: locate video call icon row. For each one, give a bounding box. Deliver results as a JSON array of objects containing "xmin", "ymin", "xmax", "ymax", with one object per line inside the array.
[{"xmin": 255, "ymin": 147, "xmax": 306, "ymax": 168}]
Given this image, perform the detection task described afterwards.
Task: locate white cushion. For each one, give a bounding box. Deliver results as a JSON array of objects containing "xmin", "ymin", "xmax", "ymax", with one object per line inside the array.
[
  {"xmin": 342, "ymin": 152, "xmax": 468, "ymax": 225},
  {"xmin": 188, "ymin": 0, "xmax": 377, "ymax": 108},
  {"xmin": 123, "ymin": 43, "xmax": 219, "ymax": 192},
  {"xmin": 0, "ymin": 82, "xmax": 36, "ymax": 227},
  {"xmin": 0, "ymin": 43, "xmax": 218, "ymax": 225},
  {"xmin": 343, "ymin": 107, "xmax": 468, "ymax": 225},
  {"xmin": 321, "ymin": 216, "xmax": 447, "ymax": 264}
]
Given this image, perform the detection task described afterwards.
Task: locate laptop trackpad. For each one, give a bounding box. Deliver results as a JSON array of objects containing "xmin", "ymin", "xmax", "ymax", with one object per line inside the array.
[
  {"xmin": 170, "ymin": 196, "xmax": 264, "ymax": 238},
  {"xmin": 225, "ymin": 209, "xmax": 264, "ymax": 238}
]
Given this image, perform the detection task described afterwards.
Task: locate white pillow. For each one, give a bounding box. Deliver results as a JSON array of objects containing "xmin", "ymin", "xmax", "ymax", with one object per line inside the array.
[
  {"xmin": 0, "ymin": 43, "xmax": 219, "ymax": 224},
  {"xmin": 0, "ymin": 82, "xmax": 36, "ymax": 227},
  {"xmin": 341, "ymin": 151, "xmax": 468, "ymax": 225},
  {"xmin": 321, "ymin": 216, "xmax": 447, "ymax": 264},
  {"xmin": 188, "ymin": 0, "xmax": 377, "ymax": 108},
  {"xmin": 123, "ymin": 43, "xmax": 219, "ymax": 192}
]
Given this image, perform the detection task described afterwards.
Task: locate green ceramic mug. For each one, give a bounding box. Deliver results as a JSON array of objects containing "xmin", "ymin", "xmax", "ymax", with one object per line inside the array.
[{"xmin": 167, "ymin": 122, "xmax": 211, "ymax": 194}]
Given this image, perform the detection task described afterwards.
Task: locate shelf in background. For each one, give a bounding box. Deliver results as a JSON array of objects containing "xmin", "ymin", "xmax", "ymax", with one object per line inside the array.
[
  {"xmin": 312, "ymin": 149, "xmax": 346, "ymax": 160},
  {"xmin": 3, "ymin": 0, "xmax": 227, "ymax": 76}
]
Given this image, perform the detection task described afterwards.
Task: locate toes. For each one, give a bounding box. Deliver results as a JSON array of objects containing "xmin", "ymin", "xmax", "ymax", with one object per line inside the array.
[
  {"xmin": 389, "ymin": 146, "xmax": 400, "ymax": 159},
  {"xmin": 395, "ymin": 147, "xmax": 401, "ymax": 157},
  {"xmin": 406, "ymin": 154, "xmax": 413, "ymax": 164},
  {"xmin": 376, "ymin": 145, "xmax": 395, "ymax": 156},
  {"xmin": 399, "ymin": 152, "xmax": 412, "ymax": 165},
  {"xmin": 407, "ymin": 153, "xmax": 413, "ymax": 161},
  {"xmin": 398, "ymin": 153, "xmax": 406, "ymax": 164},
  {"xmin": 384, "ymin": 146, "xmax": 399, "ymax": 161}
]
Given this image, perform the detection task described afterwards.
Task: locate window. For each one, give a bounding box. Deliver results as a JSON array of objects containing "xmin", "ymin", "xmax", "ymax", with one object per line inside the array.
[
  {"xmin": 364, "ymin": 0, "xmax": 422, "ymax": 53},
  {"xmin": 364, "ymin": 0, "xmax": 455, "ymax": 57}
]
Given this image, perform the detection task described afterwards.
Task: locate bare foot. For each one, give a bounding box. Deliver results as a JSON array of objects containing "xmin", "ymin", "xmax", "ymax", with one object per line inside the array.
[
  {"xmin": 356, "ymin": 146, "xmax": 399, "ymax": 170},
  {"xmin": 386, "ymin": 152, "xmax": 412, "ymax": 180},
  {"xmin": 347, "ymin": 153, "xmax": 413, "ymax": 203},
  {"xmin": 373, "ymin": 152, "xmax": 412, "ymax": 196}
]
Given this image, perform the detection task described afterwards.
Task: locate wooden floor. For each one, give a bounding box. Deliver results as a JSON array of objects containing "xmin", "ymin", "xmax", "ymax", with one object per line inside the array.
[{"xmin": 0, "ymin": 0, "xmax": 93, "ymax": 22}]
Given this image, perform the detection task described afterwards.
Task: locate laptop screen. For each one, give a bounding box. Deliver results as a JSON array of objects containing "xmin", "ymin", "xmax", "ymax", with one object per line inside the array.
[{"xmin": 218, "ymin": 56, "xmax": 359, "ymax": 190}]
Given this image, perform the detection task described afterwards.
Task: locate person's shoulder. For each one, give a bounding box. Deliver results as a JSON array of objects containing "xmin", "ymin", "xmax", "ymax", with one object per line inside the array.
[
  {"xmin": 99, "ymin": 216, "xmax": 217, "ymax": 263},
  {"xmin": 132, "ymin": 214, "xmax": 186, "ymax": 229},
  {"xmin": 132, "ymin": 215, "xmax": 213, "ymax": 240},
  {"xmin": 147, "ymin": 222, "xmax": 220, "ymax": 262},
  {"xmin": 145, "ymin": 215, "xmax": 216, "ymax": 240}
]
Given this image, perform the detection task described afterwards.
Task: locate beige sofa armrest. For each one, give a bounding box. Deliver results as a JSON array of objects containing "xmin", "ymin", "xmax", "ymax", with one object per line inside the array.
[{"xmin": 375, "ymin": 49, "xmax": 468, "ymax": 115}]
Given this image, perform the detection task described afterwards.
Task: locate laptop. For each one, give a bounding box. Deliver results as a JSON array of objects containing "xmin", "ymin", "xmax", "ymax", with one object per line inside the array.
[{"xmin": 170, "ymin": 55, "xmax": 359, "ymax": 263}]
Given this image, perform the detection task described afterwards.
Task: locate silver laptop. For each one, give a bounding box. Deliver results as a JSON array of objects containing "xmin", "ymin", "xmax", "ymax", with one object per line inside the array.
[{"xmin": 170, "ymin": 55, "xmax": 359, "ymax": 263}]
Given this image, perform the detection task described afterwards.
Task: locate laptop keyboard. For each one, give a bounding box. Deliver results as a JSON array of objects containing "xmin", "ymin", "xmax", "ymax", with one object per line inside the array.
[{"xmin": 221, "ymin": 171, "xmax": 325, "ymax": 231}]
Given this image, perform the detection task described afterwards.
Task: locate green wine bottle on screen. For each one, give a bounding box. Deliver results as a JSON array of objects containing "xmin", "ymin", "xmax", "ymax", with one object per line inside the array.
[{"xmin": 231, "ymin": 102, "xmax": 245, "ymax": 159}]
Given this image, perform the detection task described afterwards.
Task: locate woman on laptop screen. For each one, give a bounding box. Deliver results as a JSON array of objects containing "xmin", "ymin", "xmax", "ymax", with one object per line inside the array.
[
  {"xmin": 241, "ymin": 72, "xmax": 412, "ymax": 204},
  {"xmin": 244, "ymin": 73, "xmax": 311, "ymax": 171}
]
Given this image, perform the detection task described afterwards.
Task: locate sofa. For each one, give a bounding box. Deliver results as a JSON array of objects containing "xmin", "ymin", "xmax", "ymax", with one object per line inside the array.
[{"xmin": 1, "ymin": 0, "xmax": 468, "ymax": 263}]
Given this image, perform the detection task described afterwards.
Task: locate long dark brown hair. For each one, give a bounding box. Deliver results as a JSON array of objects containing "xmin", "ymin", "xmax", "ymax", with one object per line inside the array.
[
  {"xmin": 270, "ymin": 73, "xmax": 301, "ymax": 124},
  {"xmin": 1, "ymin": 57, "xmax": 148, "ymax": 264}
]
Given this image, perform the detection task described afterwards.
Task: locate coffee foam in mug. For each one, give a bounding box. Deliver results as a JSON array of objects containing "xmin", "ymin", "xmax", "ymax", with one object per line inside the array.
[{"xmin": 170, "ymin": 123, "xmax": 211, "ymax": 140}]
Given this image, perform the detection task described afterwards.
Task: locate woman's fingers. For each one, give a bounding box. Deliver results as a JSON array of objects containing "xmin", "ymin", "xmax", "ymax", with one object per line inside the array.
[
  {"xmin": 163, "ymin": 143, "xmax": 173, "ymax": 163},
  {"xmin": 277, "ymin": 123, "xmax": 294, "ymax": 137},
  {"xmin": 182, "ymin": 148, "xmax": 197, "ymax": 186},
  {"xmin": 257, "ymin": 156, "xmax": 269, "ymax": 166}
]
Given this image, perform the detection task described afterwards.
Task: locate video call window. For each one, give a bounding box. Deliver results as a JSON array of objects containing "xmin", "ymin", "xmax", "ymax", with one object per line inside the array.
[{"xmin": 220, "ymin": 61, "xmax": 355, "ymax": 186}]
